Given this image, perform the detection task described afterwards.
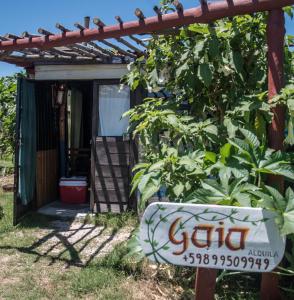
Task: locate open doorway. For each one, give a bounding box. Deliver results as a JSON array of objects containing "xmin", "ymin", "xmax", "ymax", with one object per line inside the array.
[
  {"xmin": 14, "ymin": 77, "xmax": 139, "ymax": 223},
  {"xmin": 35, "ymin": 80, "xmax": 93, "ymax": 209},
  {"xmin": 14, "ymin": 79, "xmax": 93, "ymax": 222}
]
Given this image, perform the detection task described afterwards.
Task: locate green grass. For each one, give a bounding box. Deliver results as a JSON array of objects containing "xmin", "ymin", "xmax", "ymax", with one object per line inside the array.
[
  {"xmin": 0, "ymin": 193, "xmax": 147, "ymax": 300},
  {"xmin": 85, "ymin": 211, "xmax": 138, "ymax": 232},
  {"xmin": 0, "ymin": 191, "xmax": 13, "ymax": 234},
  {"xmin": 0, "ymin": 159, "xmax": 13, "ymax": 168},
  {"xmin": 0, "ymin": 157, "xmax": 14, "ymax": 175},
  {"xmin": 71, "ymin": 267, "xmax": 123, "ymax": 294},
  {"xmin": 0, "ymin": 192, "xmax": 272, "ymax": 300}
]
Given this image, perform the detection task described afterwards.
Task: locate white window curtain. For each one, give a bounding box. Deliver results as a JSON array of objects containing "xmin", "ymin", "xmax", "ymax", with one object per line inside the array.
[
  {"xmin": 69, "ymin": 88, "xmax": 83, "ymax": 149},
  {"xmin": 98, "ymin": 85, "xmax": 130, "ymax": 136}
]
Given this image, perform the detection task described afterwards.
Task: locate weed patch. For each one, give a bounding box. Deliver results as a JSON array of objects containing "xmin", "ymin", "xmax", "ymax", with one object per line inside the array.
[
  {"xmin": 71, "ymin": 266, "xmax": 123, "ymax": 295},
  {"xmin": 0, "ymin": 191, "xmax": 13, "ymax": 234},
  {"xmin": 85, "ymin": 211, "xmax": 138, "ymax": 231}
]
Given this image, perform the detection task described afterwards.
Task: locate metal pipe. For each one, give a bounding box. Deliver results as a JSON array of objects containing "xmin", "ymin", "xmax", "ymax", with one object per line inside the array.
[
  {"xmin": 84, "ymin": 16, "xmax": 90, "ymax": 29},
  {"xmin": 0, "ymin": 0, "xmax": 293, "ymax": 51}
]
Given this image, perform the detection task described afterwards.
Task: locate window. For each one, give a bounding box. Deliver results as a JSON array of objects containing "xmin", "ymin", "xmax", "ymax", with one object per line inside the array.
[{"xmin": 98, "ymin": 85, "xmax": 130, "ymax": 137}]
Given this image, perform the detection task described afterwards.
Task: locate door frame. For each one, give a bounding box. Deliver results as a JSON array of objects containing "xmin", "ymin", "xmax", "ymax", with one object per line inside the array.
[
  {"xmin": 13, "ymin": 78, "xmax": 36, "ymax": 224},
  {"xmin": 90, "ymin": 79, "xmax": 135, "ymax": 212}
]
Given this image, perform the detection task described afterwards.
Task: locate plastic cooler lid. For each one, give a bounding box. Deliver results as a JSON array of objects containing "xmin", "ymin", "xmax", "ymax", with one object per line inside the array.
[
  {"xmin": 59, "ymin": 176, "xmax": 87, "ymax": 187},
  {"xmin": 59, "ymin": 181, "xmax": 88, "ymax": 187},
  {"xmin": 60, "ymin": 176, "xmax": 87, "ymax": 181}
]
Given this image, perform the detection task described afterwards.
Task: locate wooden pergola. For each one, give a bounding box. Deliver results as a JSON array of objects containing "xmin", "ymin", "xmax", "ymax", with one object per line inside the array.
[
  {"xmin": 0, "ymin": 17, "xmax": 148, "ymax": 67},
  {"xmin": 0, "ymin": 0, "xmax": 292, "ymax": 68},
  {"xmin": 0, "ymin": 0, "xmax": 293, "ymax": 299}
]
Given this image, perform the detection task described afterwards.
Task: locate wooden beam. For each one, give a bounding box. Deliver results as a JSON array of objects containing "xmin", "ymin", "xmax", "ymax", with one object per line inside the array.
[
  {"xmin": 0, "ymin": 35, "xmax": 9, "ymax": 41},
  {"xmin": 56, "ymin": 23, "xmax": 70, "ymax": 33},
  {"xmin": 115, "ymin": 37, "xmax": 145, "ymax": 55},
  {"xmin": 84, "ymin": 16, "xmax": 90, "ymax": 29},
  {"xmin": 38, "ymin": 28, "xmax": 54, "ymax": 36},
  {"xmin": 69, "ymin": 44, "xmax": 98, "ymax": 58},
  {"xmin": 0, "ymin": 0, "xmax": 293, "ymax": 51},
  {"xmin": 261, "ymin": 9, "xmax": 286, "ymax": 300},
  {"xmin": 99, "ymin": 39, "xmax": 137, "ymax": 58},
  {"xmin": 153, "ymin": 6, "xmax": 162, "ymax": 16},
  {"xmin": 115, "ymin": 16, "xmax": 123, "ymax": 25},
  {"xmin": 39, "ymin": 26, "xmax": 101, "ymax": 59},
  {"xmin": 93, "ymin": 18, "xmax": 105, "ymax": 29},
  {"xmin": 74, "ymin": 22, "xmax": 114, "ymax": 58},
  {"xmin": 173, "ymin": 1, "xmax": 184, "ymax": 14},
  {"xmin": 135, "ymin": 8, "xmax": 145, "ymax": 21},
  {"xmin": 5, "ymin": 33, "xmax": 22, "ymax": 40},
  {"xmin": 195, "ymin": 268, "xmax": 217, "ymax": 300},
  {"xmin": 114, "ymin": 16, "xmax": 147, "ymax": 50},
  {"xmin": 50, "ymin": 47, "xmax": 79, "ymax": 58},
  {"xmin": 22, "ymin": 32, "xmax": 40, "ymax": 38},
  {"xmin": 129, "ymin": 35, "xmax": 147, "ymax": 48}
]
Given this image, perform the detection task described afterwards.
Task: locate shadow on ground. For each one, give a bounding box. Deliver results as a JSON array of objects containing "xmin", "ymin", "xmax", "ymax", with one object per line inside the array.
[{"xmin": 0, "ymin": 215, "xmax": 132, "ymax": 268}]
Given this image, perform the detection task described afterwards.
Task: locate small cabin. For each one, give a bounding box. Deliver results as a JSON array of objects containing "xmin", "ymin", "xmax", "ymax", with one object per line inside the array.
[{"xmin": 0, "ymin": 22, "xmax": 147, "ymax": 223}]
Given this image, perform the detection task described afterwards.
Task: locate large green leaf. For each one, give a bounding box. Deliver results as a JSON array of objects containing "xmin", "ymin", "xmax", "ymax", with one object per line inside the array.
[
  {"xmin": 282, "ymin": 187, "xmax": 294, "ymax": 235},
  {"xmin": 234, "ymin": 192, "xmax": 251, "ymax": 207},
  {"xmin": 264, "ymin": 185, "xmax": 286, "ymax": 211},
  {"xmin": 281, "ymin": 211, "xmax": 294, "ymax": 236},
  {"xmin": 193, "ymin": 40, "xmax": 205, "ymax": 57},
  {"xmin": 220, "ymin": 143, "xmax": 232, "ymax": 163},
  {"xmin": 232, "ymin": 51, "xmax": 244, "ymax": 74},
  {"xmin": 149, "ymin": 160, "xmax": 165, "ymax": 172},
  {"xmin": 130, "ymin": 169, "xmax": 145, "ymax": 195},
  {"xmin": 208, "ymin": 37, "xmax": 220, "ymax": 58},
  {"xmin": 228, "ymin": 138, "xmax": 251, "ymax": 156},
  {"xmin": 173, "ymin": 183, "xmax": 185, "ymax": 198},
  {"xmin": 240, "ymin": 128, "xmax": 260, "ymax": 148},
  {"xmin": 198, "ymin": 63, "xmax": 213, "ymax": 87},
  {"xmin": 140, "ymin": 177, "xmax": 161, "ymax": 204}
]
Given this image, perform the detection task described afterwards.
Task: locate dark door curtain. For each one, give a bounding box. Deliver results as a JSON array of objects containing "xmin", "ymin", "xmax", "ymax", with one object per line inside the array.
[{"xmin": 18, "ymin": 78, "xmax": 36, "ymax": 205}]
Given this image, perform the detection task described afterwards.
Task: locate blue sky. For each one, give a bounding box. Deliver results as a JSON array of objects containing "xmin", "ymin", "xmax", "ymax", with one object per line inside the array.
[{"xmin": 0, "ymin": 0, "xmax": 293, "ymax": 76}]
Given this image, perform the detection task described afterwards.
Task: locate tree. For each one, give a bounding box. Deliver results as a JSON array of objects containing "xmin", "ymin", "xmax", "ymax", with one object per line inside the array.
[
  {"xmin": 125, "ymin": 9, "xmax": 293, "ymax": 204},
  {"xmin": 124, "ymin": 4, "xmax": 294, "ymax": 267},
  {"xmin": 0, "ymin": 75, "xmax": 17, "ymax": 158}
]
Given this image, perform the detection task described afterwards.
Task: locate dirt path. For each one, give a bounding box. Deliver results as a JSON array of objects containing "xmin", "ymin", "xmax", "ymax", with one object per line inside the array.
[
  {"xmin": 0, "ymin": 175, "xmax": 14, "ymax": 188},
  {"xmin": 33, "ymin": 219, "xmax": 133, "ymax": 266},
  {"xmin": 0, "ymin": 218, "xmax": 182, "ymax": 300}
]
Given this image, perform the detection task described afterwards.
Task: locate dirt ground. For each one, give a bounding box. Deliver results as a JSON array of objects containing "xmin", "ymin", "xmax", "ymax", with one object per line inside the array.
[
  {"xmin": 0, "ymin": 175, "xmax": 14, "ymax": 188},
  {"xmin": 0, "ymin": 192, "xmax": 184, "ymax": 300},
  {"xmin": 33, "ymin": 219, "xmax": 133, "ymax": 266},
  {"xmin": 0, "ymin": 178, "xmax": 184, "ymax": 299},
  {"xmin": 0, "ymin": 221, "xmax": 182, "ymax": 300}
]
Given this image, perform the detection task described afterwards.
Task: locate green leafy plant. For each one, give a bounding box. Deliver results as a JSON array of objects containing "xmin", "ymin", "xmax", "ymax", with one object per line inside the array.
[
  {"xmin": 186, "ymin": 176, "xmax": 258, "ymax": 207},
  {"xmin": 123, "ymin": 5, "xmax": 294, "ymax": 295},
  {"xmin": 0, "ymin": 75, "xmax": 17, "ymax": 158},
  {"xmin": 251, "ymin": 186, "xmax": 294, "ymax": 236},
  {"xmin": 227, "ymin": 128, "xmax": 294, "ymax": 185}
]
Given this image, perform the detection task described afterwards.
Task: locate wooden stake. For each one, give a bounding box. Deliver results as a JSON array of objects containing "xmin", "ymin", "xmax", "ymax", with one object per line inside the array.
[
  {"xmin": 261, "ymin": 8, "xmax": 286, "ymax": 300},
  {"xmin": 195, "ymin": 268, "xmax": 217, "ymax": 300}
]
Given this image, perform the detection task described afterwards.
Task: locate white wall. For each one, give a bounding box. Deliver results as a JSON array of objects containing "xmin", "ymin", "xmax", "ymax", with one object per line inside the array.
[{"xmin": 35, "ymin": 64, "xmax": 128, "ymax": 80}]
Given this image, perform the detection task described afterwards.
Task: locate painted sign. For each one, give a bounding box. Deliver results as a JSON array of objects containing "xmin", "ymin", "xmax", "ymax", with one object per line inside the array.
[{"xmin": 139, "ymin": 203, "xmax": 286, "ymax": 272}]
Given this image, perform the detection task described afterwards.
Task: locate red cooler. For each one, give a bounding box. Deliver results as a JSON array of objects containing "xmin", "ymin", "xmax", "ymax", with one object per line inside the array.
[{"xmin": 59, "ymin": 177, "xmax": 87, "ymax": 204}]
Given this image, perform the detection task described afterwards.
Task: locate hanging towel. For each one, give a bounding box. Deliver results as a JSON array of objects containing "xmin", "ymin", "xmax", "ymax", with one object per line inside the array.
[{"xmin": 18, "ymin": 79, "xmax": 36, "ymax": 205}]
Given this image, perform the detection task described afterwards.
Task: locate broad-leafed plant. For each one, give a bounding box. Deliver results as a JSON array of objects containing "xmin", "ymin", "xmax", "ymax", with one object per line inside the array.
[
  {"xmin": 0, "ymin": 75, "xmax": 17, "ymax": 158},
  {"xmin": 123, "ymin": 1, "xmax": 294, "ymax": 288}
]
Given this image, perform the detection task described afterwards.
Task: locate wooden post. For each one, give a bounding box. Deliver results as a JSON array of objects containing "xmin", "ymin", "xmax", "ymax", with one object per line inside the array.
[
  {"xmin": 261, "ymin": 9, "xmax": 285, "ymax": 300},
  {"xmin": 195, "ymin": 268, "xmax": 217, "ymax": 300}
]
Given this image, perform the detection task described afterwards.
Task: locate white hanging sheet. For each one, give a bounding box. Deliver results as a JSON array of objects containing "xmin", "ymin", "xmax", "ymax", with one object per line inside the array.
[{"xmin": 98, "ymin": 85, "xmax": 130, "ymax": 136}]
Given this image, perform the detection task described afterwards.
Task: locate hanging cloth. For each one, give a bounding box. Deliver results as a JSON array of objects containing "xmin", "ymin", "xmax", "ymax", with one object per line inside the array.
[
  {"xmin": 70, "ymin": 88, "xmax": 83, "ymax": 149},
  {"xmin": 18, "ymin": 79, "xmax": 36, "ymax": 205},
  {"xmin": 98, "ymin": 85, "xmax": 130, "ymax": 137}
]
